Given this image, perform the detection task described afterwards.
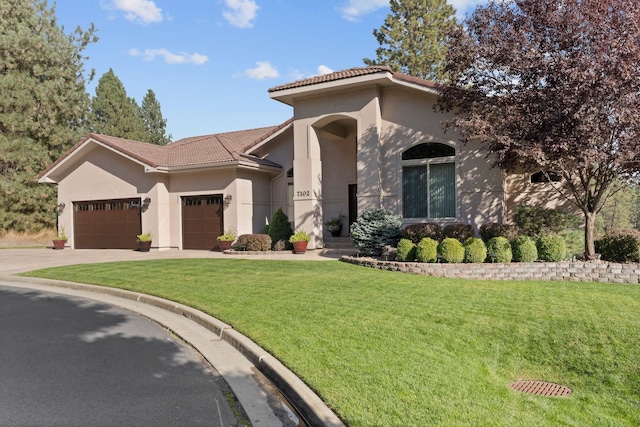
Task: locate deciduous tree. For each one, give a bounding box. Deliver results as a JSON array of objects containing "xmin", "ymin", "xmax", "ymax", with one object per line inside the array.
[
  {"xmin": 437, "ymin": 0, "xmax": 640, "ymax": 259},
  {"xmin": 363, "ymin": 0, "xmax": 458, "ymax": 81},
  {"xmin": 0, "ymin": 0, "xmax": 97, "ymax": 231}
]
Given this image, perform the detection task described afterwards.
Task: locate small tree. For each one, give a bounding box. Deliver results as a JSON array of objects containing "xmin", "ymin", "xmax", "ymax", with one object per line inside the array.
[
  {"xmin": 267, "ymin": 208, "xmax": 293, "ymax": 249},
  {"xmin": 438, "ymin": 0, "xmax": 640, "ymax": 259},
  {"xmin": 350, "ymin": 207, "xmax": 403, "ymax": 256}
]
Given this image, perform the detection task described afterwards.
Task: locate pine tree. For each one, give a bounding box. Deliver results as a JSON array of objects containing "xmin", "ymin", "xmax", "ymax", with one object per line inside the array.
[
  {"xmin": 363, "ymin": 0, "xmax": 458, "ymax": 82},
  {"xmin": 140, "ymin": 90, "xmax": 172, "ymax": 145},
  {"xmin": 91, "ymin": 69, "xmax": 145, "ymax": 141},
  {"xmin": 0, "ymin": 0, "xmax": 97, "ymax": 231}
]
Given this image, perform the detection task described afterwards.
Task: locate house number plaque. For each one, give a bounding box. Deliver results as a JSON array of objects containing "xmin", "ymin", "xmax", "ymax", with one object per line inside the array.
[{"xmin": 296, "ymin": 190, "xmax": 310, "ymax": 197}]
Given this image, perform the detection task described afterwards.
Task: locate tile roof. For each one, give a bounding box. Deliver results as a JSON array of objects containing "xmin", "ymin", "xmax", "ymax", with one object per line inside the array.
[{"xmin": 268, "ymin": 65, "xmax": 439, "ymax": 93}]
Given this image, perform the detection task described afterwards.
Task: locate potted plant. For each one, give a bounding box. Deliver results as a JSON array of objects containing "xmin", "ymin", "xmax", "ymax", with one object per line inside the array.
[
  {"xmin": 216, "ymin": 229, "xmax": 236, "ymax": 251},
  {"xmin": 53, "ymin": 227, "xmax": 67, "ymax": 250},
  {"xmin": 289, "ymin": 230, "xmax": 311, "ymax": 254},
  {"xmin": 136, "ymin": 232, "xmax": 152, "ymax": 252},
  {"xmin": 325, "ymin": 214, "xmax": 345, "ymax": 237}
]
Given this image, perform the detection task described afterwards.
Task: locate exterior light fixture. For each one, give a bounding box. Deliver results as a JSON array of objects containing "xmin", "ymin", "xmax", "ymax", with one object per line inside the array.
[{"xmin": 224, "ymin": 194, "xmax": 232, "ymax": 207}]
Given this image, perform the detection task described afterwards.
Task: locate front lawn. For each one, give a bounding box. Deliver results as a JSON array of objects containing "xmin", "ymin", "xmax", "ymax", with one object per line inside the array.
[{"xmin": 24, "ymin": 259, "xmax": 640, "ymax": 426}]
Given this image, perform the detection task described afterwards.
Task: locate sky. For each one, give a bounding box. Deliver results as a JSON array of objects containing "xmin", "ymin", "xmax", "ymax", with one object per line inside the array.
[{"xmin": 54, "ymin": 0, "xmax": 486, "ymax": 142}]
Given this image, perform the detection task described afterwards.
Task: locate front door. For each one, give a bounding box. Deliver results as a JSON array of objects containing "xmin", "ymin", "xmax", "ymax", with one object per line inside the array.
[{"xmin": 348, "ymin": 184, "xmax": 357, "ymax": 232}]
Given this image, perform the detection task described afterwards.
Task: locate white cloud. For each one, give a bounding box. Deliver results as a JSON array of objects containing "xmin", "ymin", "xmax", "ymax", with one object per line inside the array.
[
  {"xmin": 223, "ymin": 0, "xmax": 259, "ymax": 29},
  {"xmin": 129, "ymin": 48, "xmax": 208, "ymax": 65},
  {"xmin": 317, "ymin": 65, "xmax": 334, "ymax": 75},
  {"xmin": 449, "ymin": 0, "xmax": 487, "ymax": 18},
  {"xmin": 340, "ymin": 0, "xmax": 389, "ymax": 22},
  {"xmin": 102, "ymin": 0, "xmax": 164, "ymax": 24},
  {"xmin": 245, "ymin": 61, "xmax": 279, "ymax": 80}
]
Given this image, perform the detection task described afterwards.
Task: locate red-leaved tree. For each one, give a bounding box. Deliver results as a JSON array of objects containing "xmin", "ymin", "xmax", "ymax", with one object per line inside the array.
[{"xmin": 437, "ymin": 0, "xmax": 640, "ymax": 259}]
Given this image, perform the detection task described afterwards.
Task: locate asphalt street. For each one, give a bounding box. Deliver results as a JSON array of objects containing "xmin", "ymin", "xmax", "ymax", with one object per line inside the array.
[{"xmin": 0, "ymin": 285, "xmax": 246, "ymax": 427}]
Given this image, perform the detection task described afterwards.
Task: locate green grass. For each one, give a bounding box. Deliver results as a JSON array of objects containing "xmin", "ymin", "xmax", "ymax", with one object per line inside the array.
[{"xmin": 23, "ymin": 259, "xmax": 640, "ymax": 426}]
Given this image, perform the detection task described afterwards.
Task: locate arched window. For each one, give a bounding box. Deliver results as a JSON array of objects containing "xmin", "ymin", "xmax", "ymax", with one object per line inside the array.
[{"xmin": 402, "ymin": 143, "xmax": 456, "ymax": 219}]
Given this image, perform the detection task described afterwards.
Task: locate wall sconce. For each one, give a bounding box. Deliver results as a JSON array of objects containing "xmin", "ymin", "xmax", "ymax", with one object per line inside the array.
[
  {"xmin": 142, "ymin": 196, "xmax": 151, "ymax": 212},
  {"xmin": 224, "ymin": 194, "xmax": 232, "ymax": 207},
  {"xmin": 57, "ymin": 202, "xmax": 65, "ymax": 215}
]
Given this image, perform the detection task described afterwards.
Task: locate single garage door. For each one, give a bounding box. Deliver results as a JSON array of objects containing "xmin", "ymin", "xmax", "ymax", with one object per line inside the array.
[
  {"xmin": 74, "ymin": 198, "xmax": 142, "ymax": 249},
  {"xmin": 182, "ymin": 195, "xmax": 223, "ymax": 250}
]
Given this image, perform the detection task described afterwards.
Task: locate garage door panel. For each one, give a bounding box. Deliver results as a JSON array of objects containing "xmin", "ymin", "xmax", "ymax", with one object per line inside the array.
[
  {"xmin": 74, "ymin": 199, "xmax": 141, "ymax": 249},
  {"xmin": 182, "ymin": 195, "xmax": 223, "ymax": 250}
]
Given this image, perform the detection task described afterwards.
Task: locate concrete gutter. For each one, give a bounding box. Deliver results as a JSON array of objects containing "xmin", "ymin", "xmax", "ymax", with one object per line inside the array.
[{"xmin": 2, "ymin": 274, "xmax": 345, "ymax": 427}]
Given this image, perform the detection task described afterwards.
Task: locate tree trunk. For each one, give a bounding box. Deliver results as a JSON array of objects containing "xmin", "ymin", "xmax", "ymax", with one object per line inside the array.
[{"xmin": 584, "ymin": 211, "xmax": 597, "ymax": 260}]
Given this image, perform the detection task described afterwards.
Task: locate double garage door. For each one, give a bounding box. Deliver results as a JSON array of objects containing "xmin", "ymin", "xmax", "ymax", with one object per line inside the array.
[
  {"xmin": 73, "ymin": 195, "xmax": 224, "ymax": 250},
  {"xmin": 74, "ymin": 198, "xmax": 142, "ymax": 249}
]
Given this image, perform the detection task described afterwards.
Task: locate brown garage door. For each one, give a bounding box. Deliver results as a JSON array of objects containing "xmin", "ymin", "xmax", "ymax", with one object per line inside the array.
[
  {"xmin": 74, "ymin": 199, "xmax": 142, "ymax": 249},
  {"xmin": 182, "ymin": 195, "xmax": 223, "ymax": 250}
]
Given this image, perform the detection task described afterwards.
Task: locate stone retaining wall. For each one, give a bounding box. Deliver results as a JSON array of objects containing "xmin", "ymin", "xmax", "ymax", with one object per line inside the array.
[{"xmin": 341, "ymin": 256, "xmax": 640, "ymax": 284}]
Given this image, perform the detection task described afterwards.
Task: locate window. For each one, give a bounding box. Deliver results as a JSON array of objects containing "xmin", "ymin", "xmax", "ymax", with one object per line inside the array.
[
  {"xmin": 530, "ymin": 171, "xmax": 562, "ymax": 183},
  {"xmin": 402, "ymin": 143, "xmax": 456, "ymax": 219}
]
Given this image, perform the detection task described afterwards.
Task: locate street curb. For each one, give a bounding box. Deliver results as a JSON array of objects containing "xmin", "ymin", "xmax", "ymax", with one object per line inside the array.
[{"xmin": 3, "ymin": 274, "xmax": 345, "ymax": 427}]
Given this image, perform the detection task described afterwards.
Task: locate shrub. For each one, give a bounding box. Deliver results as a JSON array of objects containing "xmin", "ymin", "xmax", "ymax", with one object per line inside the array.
[
  {"xmin": 486, "ymin": 237, "xmax": 513, "ymax": 263},
  {"xmin": 235, "ymin": 234, "xmax": 272, "ymax": 251},
  {"xmin": 415, "ymin": 238, "xmax": 438, "ymax": 263},
  {"xmin": 268, "ymin": 208, "xmax": 293, "ymax": 249},
  {"xmin": 479, "ymin": 223, "xmax": 519, "ymax": 243},
  {"xmin": 514, "ymin": 205, "xmax": 581, "ymax": 238},
  {"xmin": 438, "ymin": 238, "xmax": 465, "ymax": 263},
  {"xmin": 443, "ymin": 223, "xmax": 475, "ymax": 243},
  {"xmin": 595, "ymin": 229, "xmax": 640, "ymax": 263},
  {"xmin": 396, "ymin": 238, "xmax": 417, "ymax": 261},
  {"xmin": 512, "ymin": 235, "xmax": 538, "ymax": 262},
  {"xmin": 402, "ymin": 223, "xmax": 442, "ymax": 244},
  {"xmin": 273, "ymin": 239, "xmax": 286, "ymax": 251},
  {"xmin": 463, "ymin": 237, "xmax": 487, "ymax": 263},
  {"xmin": 350, "ymin": 207, "xmax": 403, "ymax": 256},
  {"xmin": 536, "ymin": 235, "xmax": 566, "ymax": 262}
]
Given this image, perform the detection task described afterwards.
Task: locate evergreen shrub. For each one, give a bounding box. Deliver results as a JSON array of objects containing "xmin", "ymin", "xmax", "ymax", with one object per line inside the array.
[
  {"xmin": 267, "ymin": 208, "xmax": 293, "ymax": 249},
  {"xmin": 438, "ymin": 238, "xmax": 465, "ymax": 263},
  {"xmin": 396, "ymin": 238, "xmax": 417, "ymax": 261},
  {"xmin": 350, "ymin": 207, "xmax": 403, "ymax": 256},
  {"xmin": 595, "ymin": 229, "xmax": 640, "ymax": 263},
  {"xmin": 443, "ymin": 223, "xmax": 475, "ymax": 242},
  {"xmin": 514, "ymin": 205, "xmax": 581, "ymax": 238},
  {"xmin": 235, "ymin": 234, "xmax": 272, "ymax": 251},
  {"xmin": 486, "ymin": 236, "xmax": 513, "ymax": 263},
  {"xmin": 512, "ymin": 235, "xmax": 538, "ymax": 262},
  {"xmin": 415, "ymin": 238, "xmax": 438, "ymax": 263},
  {"xmin": 463, "ymin": 237, "xmax": 487, "ymax": 263},
  {"xmin": 479, "ymin": 223, "xmax": 519, "ymax": 243},
  {"xmin": 536, "ymin": 235, "xmax": 566, "ymax": 262},
  {"xmin": 402, "ymin": 223, "xmax": 442, "ymax": 243}
]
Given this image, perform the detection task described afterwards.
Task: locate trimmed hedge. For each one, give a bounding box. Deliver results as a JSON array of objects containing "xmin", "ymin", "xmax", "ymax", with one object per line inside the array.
[
  {"xmin": 464, "ymin": 237, "xmax": 487, "ymax": 263},
  {"xmin": 350, "ymin": 207, "xmax": 403, "ymax": 256},
  {"xmin": 595, "ymin": 229, "xmax": 640, "ymax": 263},
  {"xmin": 479, "ymin": 223, "xmax": 519, "ymax": 243},
  {"xmin": 512, "ymin": 235, "xmax": 538, "ymax": 262},
  {"xmin": 442, "ymin": 223, "xmax": 475, "ymax": 243},
  {"xmin": 396, "ymin": 238, "xmax": 417, "ymax": 261},
  {"xmin": 416, "ymin": 238, "xmax": 438, "ymax": 263},
  {"xmin": 514, "ymin": 205, "xmax": 581, "ymax": 238},
  {"xmin": 536, "ymin": 235, "xmax": 566, "ymax": 262},
  {"xmin": 402, "ymin": 223, "xmax": 442, "ymax": 244},
  {"xmin": 235, "ymin": 234, "xmax": 272, "ymax": 251},
  {"xmin": 438, "ymin": 238, "xmax": 465, "ymax": 263},
  {"xmin": 487, "ymin": 236, "xmax": 513, "ymax": 263}
]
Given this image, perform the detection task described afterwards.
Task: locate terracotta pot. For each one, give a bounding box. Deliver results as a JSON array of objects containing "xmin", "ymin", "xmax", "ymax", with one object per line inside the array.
[
  {"xmin": 52, "ymin": 239, "xmax": 66, "ymax": 250},
  {"xmin": 292, "ymin": 240, "xmax": 308, "ymax": 254},
  {"xmin": 138, "ymin": 241, "xmax": 152, "ymax": 252},
  {"xmin": 218, "ymin": 240, "xmax": 232, "ymax": 251}
]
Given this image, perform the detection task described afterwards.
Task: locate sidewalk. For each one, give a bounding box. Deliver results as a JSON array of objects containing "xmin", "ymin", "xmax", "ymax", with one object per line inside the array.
[{"xmin": 0, "ymin": 248, "xmax": 345, "ymax": 427}]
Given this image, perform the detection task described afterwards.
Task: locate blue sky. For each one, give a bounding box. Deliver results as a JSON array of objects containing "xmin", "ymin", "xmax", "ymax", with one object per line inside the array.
[{"xmin": 54, "ymin": 0, "xmax": 485, "ymax": 141}]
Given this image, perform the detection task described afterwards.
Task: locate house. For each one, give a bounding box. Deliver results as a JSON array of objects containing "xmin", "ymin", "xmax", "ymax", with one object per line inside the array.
[{"xmin": 38, "ymin": 66, "xmax": 561, "ymax": 250}]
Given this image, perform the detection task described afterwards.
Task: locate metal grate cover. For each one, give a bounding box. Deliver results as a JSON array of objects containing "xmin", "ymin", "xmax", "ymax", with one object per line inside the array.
[{"xmin": 509, "ymin": 381, "xmax": 572, "ymax": 397}]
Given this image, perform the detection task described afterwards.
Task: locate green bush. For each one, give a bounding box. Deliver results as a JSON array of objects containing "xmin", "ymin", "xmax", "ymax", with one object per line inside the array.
[
  {"xmin": 267, "ymin": 207, "xmax": 293, "ymax": 249},
  {"xmin": 396, "ymin": 238, "xmax": 417, "ymax": 261},
  {"xmin": 235, "ymin": 234, "xmax": 272, "ymax": 251},
  {"xmin": 486, "ymin": 237, "xmax": 513, "ymax": 263},
  {"xmin": 463, "ymin": 237, "xmax": 487, "ymax": 263},
  {"xmin": 442, "ymin": 223, "xmax": 475, "ymax": 243},
  {"xmin": 514, "ymin": 205, "xmax": 581, "ymax": 238},
  {"xmin": 595, "ymin": 229, "xmax": 640, "ymax": 263},
  {"xmin": 438, "ymin": 238, "xmax": 465, "ymax": 263},
  {"xmin": 415, "ymin": 238, "xmax": 438, "ymax": 263},
  {"xmin": 479, "ymin": 223, "xmax": 519, "ymax": 243},
  {"xmin": 512, "ymin": 235, "xmax": 538, "ymax": 262},
  {"xmin": 350, "ymin": 207, "xmax": 403, "ymax": 256},
  {"xmin": 402, "ymin": 223, "xmax": 442, "ymax": 243},
  {"xmin": 536, "ymin": 235, "xmax": 566, "ymax": 262}
]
